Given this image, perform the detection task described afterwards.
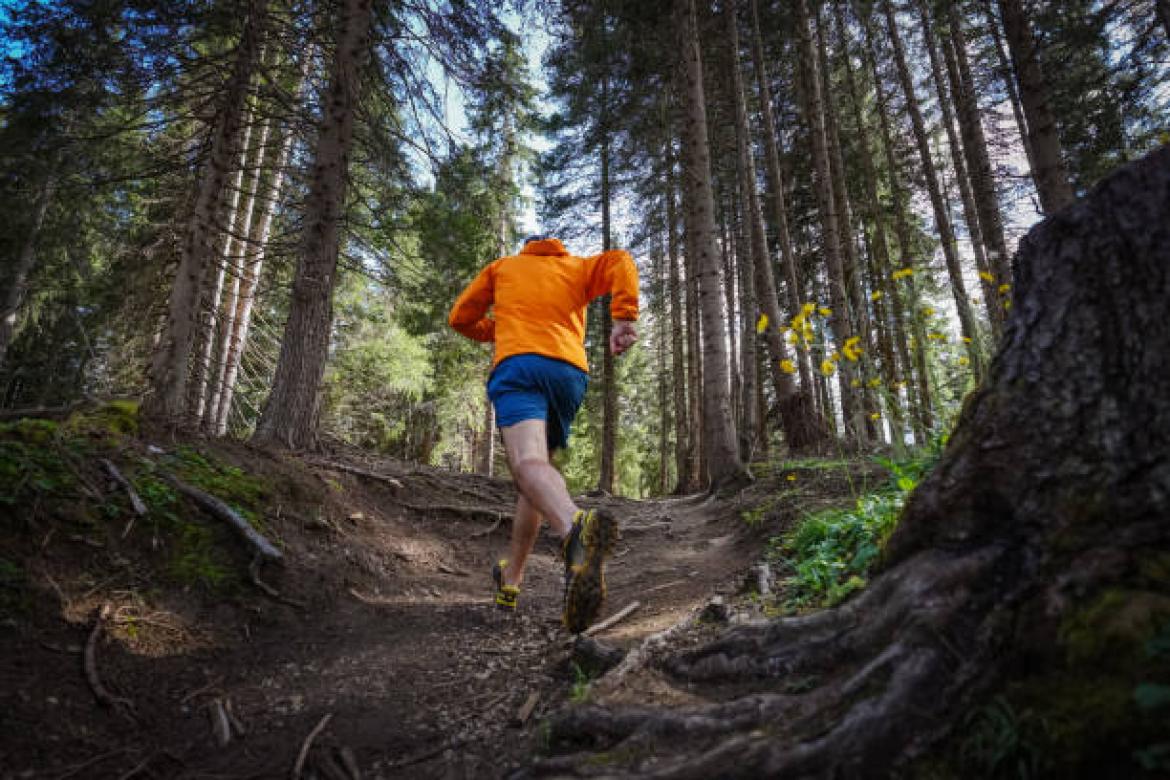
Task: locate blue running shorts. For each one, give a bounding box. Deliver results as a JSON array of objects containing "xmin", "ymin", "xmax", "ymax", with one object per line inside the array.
[{"xmin": 487, "ymin": 354, "xmax": 589, "ymax": 451}]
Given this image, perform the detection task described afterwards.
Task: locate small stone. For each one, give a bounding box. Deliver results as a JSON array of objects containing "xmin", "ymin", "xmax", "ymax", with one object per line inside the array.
[{"xmin": 700, "ymin": 596, "xmax": 730, "ymax": 624}]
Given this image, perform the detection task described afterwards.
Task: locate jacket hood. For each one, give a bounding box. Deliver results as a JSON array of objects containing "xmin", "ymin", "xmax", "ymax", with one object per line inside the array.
[{"xmin": 521, "ymin": 238, "xmax": 569, "ymax": 257}]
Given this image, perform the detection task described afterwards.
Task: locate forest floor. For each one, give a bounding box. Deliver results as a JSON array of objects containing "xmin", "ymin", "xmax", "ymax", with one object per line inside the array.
[{"xmin": 0, "ymin": 407, "xmax": 883, "ymax": 779}]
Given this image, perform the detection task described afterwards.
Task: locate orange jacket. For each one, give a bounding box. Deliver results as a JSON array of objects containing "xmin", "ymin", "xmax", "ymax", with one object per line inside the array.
[{"xmin": 448, "ymin": 238, "xmax": 639, "ymax": 373}]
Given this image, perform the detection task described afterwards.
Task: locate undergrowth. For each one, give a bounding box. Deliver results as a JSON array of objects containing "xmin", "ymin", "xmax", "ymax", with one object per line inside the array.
[{"xmin": 765, "ymin": 447, "xmax": 940, "ymax": 614}]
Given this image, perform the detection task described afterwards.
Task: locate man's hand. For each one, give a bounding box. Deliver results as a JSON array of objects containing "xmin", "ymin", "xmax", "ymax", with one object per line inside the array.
[{"xmin": 610, "ymin": 319, "xmax": 638, "ymax": 356}]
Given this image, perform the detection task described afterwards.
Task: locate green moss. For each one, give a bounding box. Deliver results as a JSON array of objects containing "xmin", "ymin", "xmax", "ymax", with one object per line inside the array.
[
  {"xmin": 1059, "ymin": 589, "xmax": 1170, "ymax": 667},
  {"xmin": 166, "ymin": 446, "xmax": 267, "ymax": 528},
  {"xmin": 62, "ymin": 400, "xmax": 139, "ymax": 438},
  {"xmin": 166, "ymin": 521, "xmax": 235, "ymax": 590},
  {"xmin": 0, "ymin": 437, "xmax": 76, "ymax": 512},
  {"xmin": 0, "ymin": 418, "xmax": 60, "ymax": 444}
]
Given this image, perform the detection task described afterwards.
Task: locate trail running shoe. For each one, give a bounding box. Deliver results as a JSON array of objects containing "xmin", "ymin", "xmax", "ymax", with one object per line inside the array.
[
  {"xmin": 492, "ymin": 558, "xmax": 519, "ymax": 611},
  {"xmin": 561, "ymin": 509, "xmax": 619, "ymax": 634}
]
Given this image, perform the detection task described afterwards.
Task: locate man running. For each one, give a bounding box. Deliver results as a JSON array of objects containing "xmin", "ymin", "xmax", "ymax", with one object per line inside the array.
[{"xmin": 448, "ymin": 235, "xmax": 639, "ymax": 633}]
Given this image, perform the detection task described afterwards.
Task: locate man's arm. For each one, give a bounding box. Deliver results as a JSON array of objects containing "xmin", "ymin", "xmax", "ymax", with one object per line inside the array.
[
  {"xmin": 448, "ymin": 262, "xmax": 497, "ymax": 342},
  {"xmin": 583, "ymin": 249, "xmax": 640, "ymax": 356}
]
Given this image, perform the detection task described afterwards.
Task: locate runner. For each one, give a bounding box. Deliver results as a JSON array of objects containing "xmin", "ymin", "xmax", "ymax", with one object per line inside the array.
[{"xmin": 448, "ymin": 235, "xmax": 639, "ymax": 632}]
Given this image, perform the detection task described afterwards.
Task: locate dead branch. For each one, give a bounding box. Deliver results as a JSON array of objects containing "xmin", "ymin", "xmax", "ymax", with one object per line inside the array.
[
  {"xmin": 208, "ymin": 699, "xmax": 231, "ymax": 746},
  {"xmin": 308, "ymin": 459, "xmax": 403, "ymax": 490},
  {"xmin": 338, "ymin": 746, "xmax": 362, "ymax": 780},
  {"xmin": 250, "ymin": 554, "xmax": 306, "ymax": 608},
  {"xmin": 396, "ymin": 500, "xmax": 505, "ymax": 521},
  {"xmin": 622, "ymin": 521, "xmax": 672, "ymax": 535},
  {"xmin": 292, "ymin": 712, "xmax": 333, "ymax": 780},
  {"xmin": 101, "ymin": 459, "xmax": 148, "ymax": 516},
  {"xmin": 469, "ymin": 514, "xmax": 505, "ymax": 538},
  {"xmin": 584, "ymin": 601, "xmax": 641, "ymax": 636},
  {"xmin": 84, "ymin": 604, "xmax": 133, "ymax": 712},
  {"xmin": 162, "ymin": 472, "xmax": 282, "ymax": 562}
]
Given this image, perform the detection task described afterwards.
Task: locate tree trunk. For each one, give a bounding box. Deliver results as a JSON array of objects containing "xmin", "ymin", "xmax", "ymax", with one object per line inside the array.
[
  {"xmin": 656, "ymin": 245, "xmax": 671, "ymax": 495},
  {"xmin": 728, "ymin": 0, "xmax": 823, "ymax": 453},
  {"xmin": 253, "ymin": 0, "xmax": 372, "ymax": 449},
  {"xmin": 882, "ymin": 0, "xmax": 984, "ymax": 380},
  {"xmin": 981, "ymin": 0, "xmax": 1038, "ymax": 194},
  {"xmin": 831, "ymin": 0, "xmax": 908, "ymax": 442},
  {"xmin": 721, "ymin": 198, "xmax": 741, "ymax": 435},
  {"xmin": 598, "ymin": 124, "xmax": 617, "ymax": 494},
  {"xmin": 528, "ymin": 143, "xmax": 1170, "ymax": 780},
  {"xmin": 144, "ymin": 0, "xmax": 267, "ymax": 430},
  {"xmin": 194, "ymin": 108, "xmax": 263, "ymax": 425},
  {"xmin": 666, "ymin": 149, "xmax": 692, "ymax": 493},
  {"xmin": 795, "ymin": 0, "xmax": 862, "ymax": 445},
  {"xmin": 673, "ymin": 0, "xmax": 749, "ymax": 491},
  {"xmin": 747, "ymin": 0, "xmax": 817, "ymax": 417},
  {"xmin": 861, "ymin": 9, "xmax": 933, "ymax": 440},
  {"xmin": 0, "ymin": 170, "xmax": 57, "ymax": 370},
  {"xmin": 997, "ymin": 0, "xmax": 1075, "ymax": 213},
  {"xmin": 731, "ymin": 193, "xmax": 758, "ymax": 462}
]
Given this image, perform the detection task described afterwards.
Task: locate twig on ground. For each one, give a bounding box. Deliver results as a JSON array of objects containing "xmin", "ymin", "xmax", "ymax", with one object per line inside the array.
[
  {"xmin": 516, "ymin": 691, "xmax": 541, "ymax": 725},
  {"xmin": 250, "ymin": 554, "xmax": 306, "ymax": 608},
  {"xmin": 114, "ymin": 755, "xmax": 152, "ymax": 780},
  {"xmin": 292, "ymin": 712, "xmax": 333, "ymax": 780},
  {"xmin": 224, "ymin": 697, "xmax": 247, "ymax": 737},
  {"xmin": 386, "ymin": 737, "xmax": 464, "ymax": 770},
  {"xmin": 162, "ymin": 472, "xmax": 282, "ymax": 562},
  {"xmin": 208, "ymin": 698, "xmax": 231, "ymax": 746},
  {"xmin": 396, "ymin": 500, "xmax": 505, "ymax": 521},
  {"xmin": 101, "ymin": 458, "xmax": 148, "ymax": 517},
  {"xmin": 84, "ymin": 604, "xmax": 134, "ymax": 712},
  {"xmin": 338, "ymin": 746, "xmax": 362, "ymax": 780},
  {"xmin": 179, "ymin": 675, "xmax": 223, "ymax": 704},
  {"xmin": 308, "ymin": 459, "xmax": 404, "ymax": 490},
  {"xmin": 644, "ymin": 579, "xmax": 686, "ymax": 594},
  {"xmin": 348, "ymin": 587, "xmax": 394, "ymax": 606},
  {"xmin": 621, "ymin": 521, "xmax": 672, "ymax": 535},
  {"xmin": 583, "ymin": 601, "xmax": 641, "ymax": 636},
  {"xmin": 469, "ymin": 514, "xmax": 504, "ymax": 538}
]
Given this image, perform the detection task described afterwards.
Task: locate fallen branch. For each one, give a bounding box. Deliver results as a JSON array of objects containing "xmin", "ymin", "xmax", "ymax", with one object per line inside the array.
[
  {"xmin": 308, "ymin": 459, "xmax": 403, "ymax": 490},
  {"xmin": 250, "ymin": 555, "xmax": 306, "ymax": 608},
  {"xmin": 162, "ymin": 472, "xmax": 282, "ymax": 562},
  {"xmin": 101, "ymin": 459, "xmax": 148, "ymax": 516},
  {"xmin": 516, "ymin": 691, "xmax": 541, "ymax": 725},
  {"xmin": 621, "ymin": 521, "xmax": 672, "ymax": 535},
  {"xmin": 208, "ymin": 699, "xmax": 231, "ymax": 746},
  {"xmin": 292, "ymin": 712, "xmax": 333, "ymax": 780},
  {"xmin": 584, "ymin": 601, "xmax": 642, "ymax": 636},
  {"xmin": 338, "ymin": 746, "xmax": 362, "ymax": 780},
  {"xmin": 396, "ymin": 500, "xmax": 505, "ymax": 521},
  {"xmin": 85, "ymin": 604, "xmax": 133, "ymax": 712},
  {"xmin": 469, "ymin": 514, "xmax": 505, "ymax": 538}
]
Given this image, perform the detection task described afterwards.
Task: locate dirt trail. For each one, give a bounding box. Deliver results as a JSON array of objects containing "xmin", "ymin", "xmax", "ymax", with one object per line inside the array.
[{"xmin": 1, "ymin": 442, "xmax": 868, "ymax": 779}]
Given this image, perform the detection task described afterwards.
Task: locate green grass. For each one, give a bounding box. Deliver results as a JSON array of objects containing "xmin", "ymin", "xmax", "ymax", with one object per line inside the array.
[{"xmin": 766, "ymin": 449, "xmax": 938, "ymax": 613}]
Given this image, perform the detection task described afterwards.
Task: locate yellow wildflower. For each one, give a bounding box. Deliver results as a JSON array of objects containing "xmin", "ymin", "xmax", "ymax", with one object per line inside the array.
[
  {"xmin": 828, "ymin": 350, "xmax": 840, "ymax": 362},
  {"xmin": 998, "ymin": 283, "xmax": 1011, "ymax": 295},
  {"xmin": 1004, "ymin": 300, "xmax": 1013, "ymax": 310},
  {"xmin": 818, "ymin": 306, "xmax": 832, "ymax": 317},
  {"xmin": 958, "ymin": 356, "xmax": 971, "ymax": 367},
  {"xmin": 842, "ymin": 335, "xmax": 863, "ymax": 362},
  {"xmin": 869, "ymin": 412, "xmax": 881, "ymax": 421},
  {"xmin": 892, "ymin": 267, "xmax": 914, "ymax": 280},
  {"xmin": 922, "ymin": 306, "xmax": 935, "ymax": 317},
  {"xmin": 928, "ymin": 332, "xmax": 947, "ymax": 341},
  {"xmin": 820, "ymin": 359, "xmax": 837, "ymax": 377},
  {"xmin": 780, "ymin": 359, "xmax": 797, "ymax": 375},
  {"xmin": 870, "ymin": 290, "xmax": 883, "ymax": 301},
  {"xmin": 979, "ymin": 271, "xmax": 995, "ymax": 283},
  {"xmin": 756, "ymin": 313, "xmax": 769, "ymax": 334},
  {"xmin": 802, "ymin": 302, "xmax": 816, "ymax": 316},
  {"xmin": 786, "ymin": 473, "xmax": 797, "ymax": 482},
  {"xmin": 851, "ymin": 378, "xmax": 861, "ymax": 388},
  {"xmin": 867, "ymin": 377, "xmax": 882, "ymax": 388},
  {"xmin": 785, "ymin": 330, "xmax": 798, "ymax": 345},
  {"xmin": 961, "ymin": 336, "xmax": 972, "ymax": 344}
]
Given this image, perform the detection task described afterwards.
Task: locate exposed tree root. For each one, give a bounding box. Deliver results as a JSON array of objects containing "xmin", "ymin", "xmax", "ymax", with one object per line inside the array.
[
  {"xmin": 163, "ymin": 472, "xmax": 283, "ymax": 562},
  {"xmin": 84, "ymin": 604, "xmax": 134, "ymax": 714}
]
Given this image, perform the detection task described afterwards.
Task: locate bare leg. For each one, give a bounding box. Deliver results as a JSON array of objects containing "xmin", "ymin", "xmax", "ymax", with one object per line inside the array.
[
  {"xmin": 501, "ymin": 419, "xmax": 579, "ymax": 537},
  {"xmin": 502, "ymin": 494, "xmax": 542, "ymax": 587}
]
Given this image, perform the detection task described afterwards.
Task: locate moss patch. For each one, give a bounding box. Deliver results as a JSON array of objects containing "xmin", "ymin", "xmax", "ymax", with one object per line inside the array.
[{"xmin": 1059, "ymin": 589, "xmax": 1170, "ymax": 668}]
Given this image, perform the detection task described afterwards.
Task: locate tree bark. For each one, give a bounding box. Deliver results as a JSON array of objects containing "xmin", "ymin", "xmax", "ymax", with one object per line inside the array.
[
  {"xmin": 673, "ymin": 0, "xmax": 749, "ymax": 491},
  {"xmin": 253, "ymin": 0, "xmax": 372, "ymax": 449},
  {"xmin": 598, "ymin": 69, "xmax": 618, "ymax": 494},
  {"xmin": 144, "ymin": 0, "xmax": 267, "ymax": 430},
  {"xmin": 881, "ymin": 0, "xmax": 984, "ymax": 380},
  {"xmin": 730, "ymin": 193, "xmax": 757, "ymax": 462},
  {"xmin": 997, "ymin": 0, "xmax": 1075, "ymax": 213},
  {"xmin": 527, "ymin": 142, "xmax": 1170, "ymax": 780}
]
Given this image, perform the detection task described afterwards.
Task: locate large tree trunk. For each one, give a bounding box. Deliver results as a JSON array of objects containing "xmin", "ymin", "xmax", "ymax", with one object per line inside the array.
[
  {"xmin": 997, "ymin": 0, "xmax": 1075, "ymax": 214},
  {"xmin": 144, "ymin": 0, "xmax": 267, "ymax": 430},
  {"xmin": 727, "ymin": 0, "xmax": 823, "ymax": 454},
  {"xmin": 525, "ymin": 144, "xmax": 1170, "ymax": 780},
  {"xmin": 674, "ymin": 0, "xmax": 749, "ymax": 491},
  {"xmin": 253, "ymin": 0, "xmax": 372, "ymax": 449},
  {"xmin": 0, "ymin": 170, "xmax": 57, "ymax": 370},
  {"xmin": 882, "ymin": 0, "xmax": 984, "ymax": 380}
]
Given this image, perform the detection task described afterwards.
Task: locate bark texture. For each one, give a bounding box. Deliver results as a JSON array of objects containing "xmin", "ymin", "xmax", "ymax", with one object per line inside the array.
[
  {"xmin": 521, "ymin": 145, "xmax": 1170, "ymax": 780},
  {"xmin": 674, "ymin": 0, "xmax": 748, "ymax": 490},
  {"xmin": 253, "ymin": 0, "xmax": 372, "ymax": 449}
]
